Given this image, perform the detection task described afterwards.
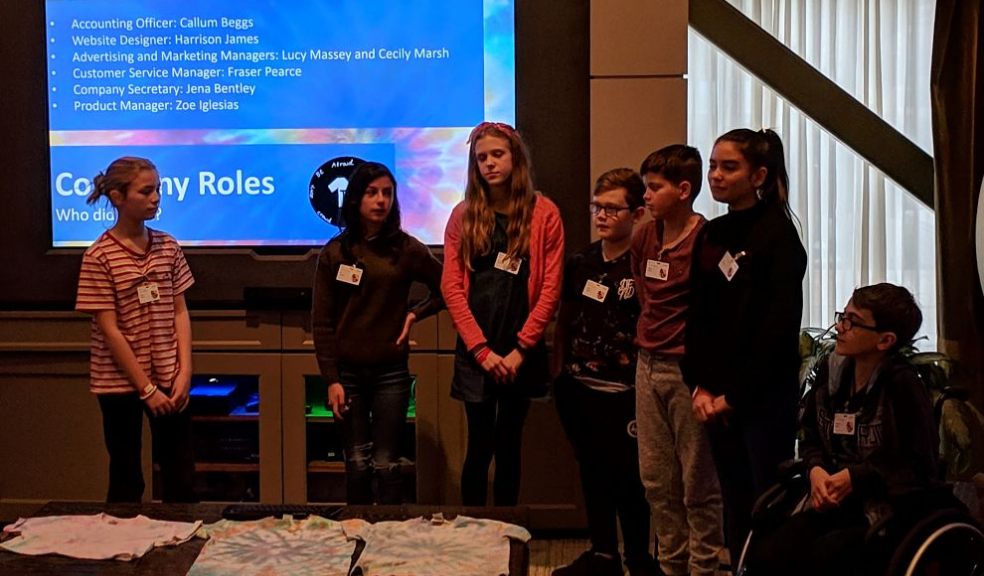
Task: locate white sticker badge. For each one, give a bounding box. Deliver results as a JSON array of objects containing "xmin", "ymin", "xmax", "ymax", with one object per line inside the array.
[
  {"xmin": 718, "ymin": 251, "xmax": 740, "ymax": 281},
  {"xmin": 336, "ymin": 264, "xmax": 363, "ymax": 286},
  {"xmin": 582, "ymin": 279, "xmax": 609, "ymax": 302},
  {"xmin": 494, "ymin": 252, "xmax": 521, "ymax": 275},
  {"xmin": 137, "ymin": 282, "xmax": 160, "ymax": 304},
  {"xmin": 833, "ymin": 413, "xmax": 856, "ymax": 436},
  {"xmin": 645, "ymin": 259, "xmax": 670, "ymax": 281}
]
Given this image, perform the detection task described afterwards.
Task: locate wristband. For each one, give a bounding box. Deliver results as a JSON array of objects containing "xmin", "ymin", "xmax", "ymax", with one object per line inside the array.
[
  {"xmin": 139, "ymin": 384, "xmax": 158, "ymax": 401},
  {"xmin": 475, "ymin": 347, "xmax": 491, "ymax": 365}
]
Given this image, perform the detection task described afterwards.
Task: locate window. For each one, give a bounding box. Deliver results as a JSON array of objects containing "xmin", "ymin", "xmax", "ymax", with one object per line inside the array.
[{"xmin": 688, "ymin": 0, "xmax": 938, "ymax": 348}]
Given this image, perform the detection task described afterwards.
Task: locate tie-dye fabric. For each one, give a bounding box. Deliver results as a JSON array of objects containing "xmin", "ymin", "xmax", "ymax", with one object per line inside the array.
[
  {"xmin": 188, "ymin": 516, "xmax": 354, "ymax": 576},
  {"xmin": 343, "ymin": 515, "xmax": 531, "ymax": 576},
  {"xmin": 0, "ymin": 513, "xmax": 201, "ymax": 561}
]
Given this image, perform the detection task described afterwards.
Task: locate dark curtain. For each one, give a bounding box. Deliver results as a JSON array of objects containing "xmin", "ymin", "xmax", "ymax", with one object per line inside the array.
[{"xmin": 931, "ymin": 0, "xmax": 984, "ymax": 410}]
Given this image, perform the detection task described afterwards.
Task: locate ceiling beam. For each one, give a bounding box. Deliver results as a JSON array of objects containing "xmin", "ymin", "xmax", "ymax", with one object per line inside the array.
[{"xmin": 689, "ymin": 0, "xmax": 935, "ymax": 208}]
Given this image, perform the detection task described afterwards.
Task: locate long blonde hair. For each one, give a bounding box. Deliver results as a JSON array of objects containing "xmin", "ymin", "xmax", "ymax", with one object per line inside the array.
[{"xmin": 460, "ymin": 122, "xmax": 536, "ymax": 269}]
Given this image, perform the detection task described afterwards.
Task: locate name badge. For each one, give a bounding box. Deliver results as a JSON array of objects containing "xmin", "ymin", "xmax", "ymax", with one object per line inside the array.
[
  {"xmin": 582, "ymin": 279, "xmax": 609, "ymax": 302},
  {"xmin": 336, "ymin": 264, "xmax": 363, "ymax": 286},
  {"xmin": 494, "ymin": 252, "xmax": 521, "ymax": 275},
  {"xmin": 833, "ymin": 413, "xmax": 856, "ymax": 435},
  {"xmin": 718, "ymin": 251, "xmax": 740, "ymax": 281},
  {"xmin": 645, "ymin": 259, "xmax": 670, "ymax": 281},
  {"xmin": 137, "ymin": 282, "xmax": 160, "ymax": 304}
]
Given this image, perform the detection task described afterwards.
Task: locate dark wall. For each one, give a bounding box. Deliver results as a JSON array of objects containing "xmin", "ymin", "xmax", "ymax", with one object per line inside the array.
[
  {"xmin": 516, "ymin": 0, "xmax": 590, "ymax": 260},
  {"xmin": 0, "ymin": 0, "xmax": 589, "ymax": 309}
]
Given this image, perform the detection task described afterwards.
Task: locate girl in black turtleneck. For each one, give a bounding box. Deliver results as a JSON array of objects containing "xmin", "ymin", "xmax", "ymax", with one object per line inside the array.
[{"xmin": 681, "ymin": 128, "xmax": 807, "ymax": 564}]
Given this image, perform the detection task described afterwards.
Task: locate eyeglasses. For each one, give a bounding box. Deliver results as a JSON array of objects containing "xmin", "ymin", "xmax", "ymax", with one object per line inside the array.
[
  {"xmin": 589, "ymin": 202, "xmax": 631, "ymax": 217},
  {"xmin": 834, "ymin": 311, "xmax": 879, "ymax": 332}
]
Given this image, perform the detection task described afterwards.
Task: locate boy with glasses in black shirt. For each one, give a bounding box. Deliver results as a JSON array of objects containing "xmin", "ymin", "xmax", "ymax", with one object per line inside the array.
[
  {"xmin": 552, "ymin": 168, "xmax": 659, "ymax": 576},
  {"xmin": 747, "ymin": 283, "xmax": 941, "ymax": 575}
]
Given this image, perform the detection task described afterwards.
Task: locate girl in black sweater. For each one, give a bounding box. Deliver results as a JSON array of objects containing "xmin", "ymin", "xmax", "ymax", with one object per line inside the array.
[{"xmin": 682, "ymin": 129, "xmax": 807, "ymax": 563}]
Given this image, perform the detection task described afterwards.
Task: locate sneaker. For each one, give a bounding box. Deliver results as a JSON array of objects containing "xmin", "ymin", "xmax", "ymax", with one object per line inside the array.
[
  {"xmin": 552, "ymin": 549, "xmax": 624, "ymax": 576},
  {"xmin": 623, "ymin": 553, "xmax": 665, "ymax": 576}
]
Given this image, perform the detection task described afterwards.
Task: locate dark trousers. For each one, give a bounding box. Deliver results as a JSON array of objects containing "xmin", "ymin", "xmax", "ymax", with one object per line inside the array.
[
  {"xmin": 555, "ymin": 376, "xmax": 652, "ymax": 561},
  {"xmin": 748, "ymin": 486, "xmax": 965, "ymax": 575},
  {"xmin": 461, "ymin": 393, "xmax": 531, "ymax": 506},
  {"xmin": 337, "ymin": 362, "xmax": 412, "ymax": 505},
  {"xmin": 747, "ymin": 504, "xmax": 869, "ymax": 576},
  {"xmin": 97, "ymin": 393, "xmax": 196, "ymax": 503},
  {"xmin": 705, "ymin": 408, "xmax": 797, "ymax": 565}
]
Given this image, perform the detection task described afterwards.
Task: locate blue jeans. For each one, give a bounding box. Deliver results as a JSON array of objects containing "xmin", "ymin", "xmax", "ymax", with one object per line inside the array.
[{"xmin": 337, "ymin": 362, "xmax": 412, "ymax": 504}]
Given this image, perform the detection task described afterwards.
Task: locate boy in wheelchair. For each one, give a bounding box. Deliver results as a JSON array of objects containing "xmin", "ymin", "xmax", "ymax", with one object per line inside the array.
[{"xmin": 745, "ymin": 283, "xmax": 946, "ymax": 575}]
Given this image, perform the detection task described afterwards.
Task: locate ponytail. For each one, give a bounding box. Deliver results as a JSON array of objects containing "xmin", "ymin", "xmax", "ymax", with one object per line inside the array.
[
  {"xmin": 757, "ymin": 129, "xmax": 790, "ymax": 212},
  {"xmin": 87, "ymin": 156, "xmax": 157, "ymax": 206}
]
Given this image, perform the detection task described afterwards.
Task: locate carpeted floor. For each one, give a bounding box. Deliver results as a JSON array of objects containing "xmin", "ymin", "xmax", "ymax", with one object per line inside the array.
[{"xmin": 528, "ymin": 538, "xmax": 733, "ymax": 575}]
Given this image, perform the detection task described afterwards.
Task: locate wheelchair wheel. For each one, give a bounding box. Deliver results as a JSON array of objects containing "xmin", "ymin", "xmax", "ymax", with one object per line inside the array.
[
  {"xmin": 735, "ymin": 475, "xmax": 809, "ymax": 574},
  {"xmin": 886, "ymin": 509, "xmax": 984, "ymax": 576}
]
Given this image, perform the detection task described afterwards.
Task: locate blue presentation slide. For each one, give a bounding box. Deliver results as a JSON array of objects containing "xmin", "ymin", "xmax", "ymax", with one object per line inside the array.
[
  {"xmin": 46, "ymin": 0, "xmax": 484, "ymax": 131},
  {"xmin": 45, "ymin": 0, "xmax": 515, "ymax": 247},
  {"xmin": 52, "ymin": 144, "xmax": 395, "ymax": 244}
]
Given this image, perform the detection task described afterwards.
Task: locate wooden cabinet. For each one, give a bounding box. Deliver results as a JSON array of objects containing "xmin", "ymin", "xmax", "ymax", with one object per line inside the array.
[
  {"xmin": 0, "ymin": 310, "xmax": 583, "ymax": 529},
  {"xmin": 166, "ymin": 312, "xmax": 284, "ymax": 502},
  {"xmin": 153, "ymin": 352, "xmax": 282, "ymax": 503},
  {"xmin": 281, "ymin": 312, "xmax": 439, "ymax": 504}
]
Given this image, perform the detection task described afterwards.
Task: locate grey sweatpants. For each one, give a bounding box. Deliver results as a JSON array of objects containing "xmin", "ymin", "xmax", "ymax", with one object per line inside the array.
[{"xmin": 636, "ymin": 350, "xmax": 724, "ymax": 576}]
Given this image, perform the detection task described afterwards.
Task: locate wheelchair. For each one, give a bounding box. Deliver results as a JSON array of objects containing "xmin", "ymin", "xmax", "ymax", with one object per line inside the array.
[{"xmin": 734, "ymin": 461, "xmax": 984, "ymax": 576}]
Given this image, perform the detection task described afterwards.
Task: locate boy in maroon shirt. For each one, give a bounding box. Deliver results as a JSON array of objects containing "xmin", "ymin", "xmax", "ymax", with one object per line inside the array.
[{"xmin": 632, "ymin": 145, "xmax": 724, "ymax": 576}]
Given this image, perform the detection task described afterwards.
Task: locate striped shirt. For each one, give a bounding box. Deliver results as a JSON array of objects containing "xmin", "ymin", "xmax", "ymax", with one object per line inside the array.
[{"xmin": 76, "ymin": 229, "xmax": 194, "ymax": 394}]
